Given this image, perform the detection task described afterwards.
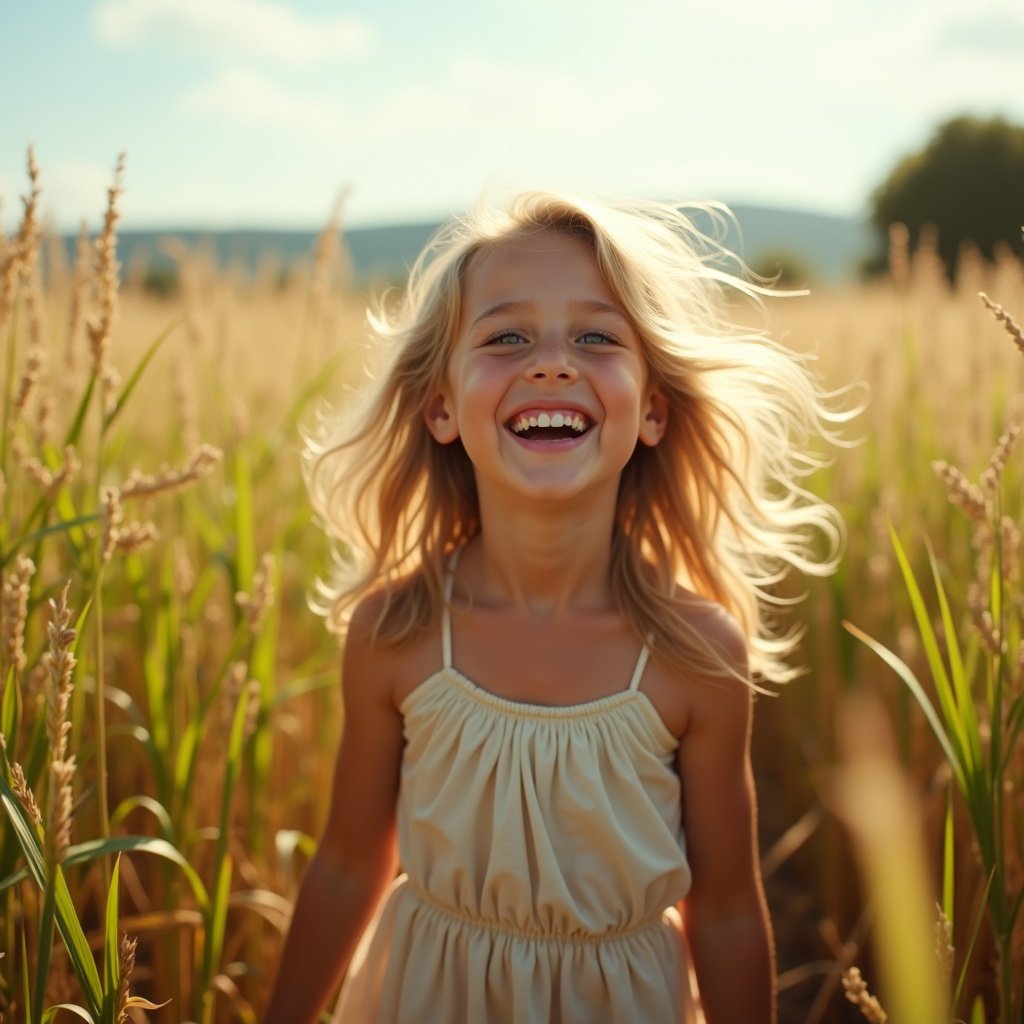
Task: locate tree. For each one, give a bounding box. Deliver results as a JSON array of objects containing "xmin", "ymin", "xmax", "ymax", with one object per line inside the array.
[{"xmin": 869, "ymin": 115, "xmax": 1024, "ymax": 277}]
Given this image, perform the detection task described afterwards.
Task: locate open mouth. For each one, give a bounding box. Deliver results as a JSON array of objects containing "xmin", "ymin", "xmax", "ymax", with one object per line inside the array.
[{"xmin": 506, "ymin": 409, "xmax": 592, "ymax": 441}]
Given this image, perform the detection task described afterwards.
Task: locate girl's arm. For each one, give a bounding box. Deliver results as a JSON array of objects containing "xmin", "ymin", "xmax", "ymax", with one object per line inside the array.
[
  {"xmin": 263, "ymin": 603, "xmax": 404, "ymax": 1024},
  {"xmin": 677, "ymin": 618, "xmax": 776, "ymax": 1024}
]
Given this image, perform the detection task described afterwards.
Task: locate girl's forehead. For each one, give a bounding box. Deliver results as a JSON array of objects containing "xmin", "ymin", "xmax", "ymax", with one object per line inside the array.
[{"xmin": 461, "ymin": 230, "xmax": 615, "ymax": 307}]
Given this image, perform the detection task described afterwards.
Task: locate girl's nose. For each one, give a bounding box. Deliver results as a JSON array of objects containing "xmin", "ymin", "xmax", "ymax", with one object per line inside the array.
[{"xmin": 526, "ymin": 338, "xmax": 578, "ymax": 382}]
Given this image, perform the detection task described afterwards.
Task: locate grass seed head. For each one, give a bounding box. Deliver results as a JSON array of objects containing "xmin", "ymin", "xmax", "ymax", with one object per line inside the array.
[
  {"xmin": 981, "ymin": 422, "xmax": 1023, "ymax": 492},
  {"xmin": 236, "ymin": 552, "xmax": 276, "ymax": 634},
  {"xmin": 43, "ymin": 582, "xmax": 76, "ymax": 763},
  {"xmin": 115, "ymin": 933, "xmax": 138, "ymax": 1023},
  {"xmin": 979, "ymin": 292, "xmax": 1024, "ymax": 356},
  {"xmin": 934, "ymin": 905, "xmax": 954, "ymax": 981},
  {"xmin": 120, "ymin": 443, "xmax": 222, "ymax": 499},
  {"xmin": 87, "ymin": 152, "xmax": 126, "ymax": 413},
  {"xmin": 45, "ymin": 754, "xmax": 75, "ymax": 869},
  {"xmin": 4, "ymin": 741, "xmax": 42, "ymax": 829},
  {"xmin": 1, "ymin": 554, "xmax": 36, "ymax": 682},
  {"xmin": 842, "ymin": 966, "xmax": 888, "ymax": 1023},
  {"xmin": 932, "ymin": 459, "xmax": 989, "ymax": 523}
]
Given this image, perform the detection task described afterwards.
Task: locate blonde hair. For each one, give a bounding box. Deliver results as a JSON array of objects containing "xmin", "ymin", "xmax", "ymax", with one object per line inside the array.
[{"xmin": 305, "ymin": 190, "xmax": 849, "ymax": 684}]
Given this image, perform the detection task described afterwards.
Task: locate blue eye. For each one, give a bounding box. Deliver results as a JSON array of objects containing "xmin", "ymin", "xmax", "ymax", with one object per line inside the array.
[
  {"xmin": 577, "ymin": 331, "xmax": 617, "ymax": 346},
  {"xmin": 485, "ymin": 331, "xmax": 527, "ymax": 346}
]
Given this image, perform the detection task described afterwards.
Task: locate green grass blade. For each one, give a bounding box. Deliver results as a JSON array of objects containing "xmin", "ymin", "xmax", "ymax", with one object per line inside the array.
[
  {"xmin": 942, "ymin": 784, "xmax": 954, "ymax": 923},
  {"xmin": 887, "ymin": 523, "xmax": 970, "ymax": 766},
  {"xmin": 42, "ymin": 1006, "xmax": 96, "ymax": 1023},
  {"xmin": 66, "ymin": 836, "xmax": 210, "ymax": 913},
  {"xmin": 21, "ymin": 927, "xmax": 33, "ymax": 1024},
  {"xmin": 102, "ymin": 856, "xmax": 122, "ymax": 1024},
  {"xmin": 0, "ymin": 833, "xmax": 210, "ymax": 915},
  {"xmin": 232, "ymin": 447, "xmax": 255, "ymax": 597},
  {"xmin": 201, "ymin": 680, "xmax": 251, "ymax": 994},
  {"xmin": 954, "ymin": 867, "xmax": 996, "ymax": 1012},
  {"xmin": 53, "ymin": 865, "xmax": 103, "ymax": 1018},
  {"xmin": 842, "ymin": 620, "xmax": 963, "ymax": 785},
  {"xmin": 31, "ymin": 881, "xmax": 57, "ymax": 1024},
  {"xmin": 927, "ymin": 540, "xmax": 982, "ymax": 774},
  {"xmin": 1, "ymin": 511, "xmax": 101, "ymax": 570},
  {"xmin": 61, "ymin": 372, "xmax": 97, "ymax": 449},
  {"xmin": 109, "ymin": 795, "xmax": 177, "ymax": 842},
  {"xmin": 102, "ymin": 317, "xmax": 182, "ymax": 433}
]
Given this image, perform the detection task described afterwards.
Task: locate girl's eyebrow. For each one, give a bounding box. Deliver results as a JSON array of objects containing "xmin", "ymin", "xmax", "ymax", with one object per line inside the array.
[{"xmin": 469, "ymin": 298, "xmax": 630, "ymax": 329}]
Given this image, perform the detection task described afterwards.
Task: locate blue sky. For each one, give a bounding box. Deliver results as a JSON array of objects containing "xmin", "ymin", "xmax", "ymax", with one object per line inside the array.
[{"xmin": 2, "ymin": 0, "xmax": 1022, "ymax": 232}]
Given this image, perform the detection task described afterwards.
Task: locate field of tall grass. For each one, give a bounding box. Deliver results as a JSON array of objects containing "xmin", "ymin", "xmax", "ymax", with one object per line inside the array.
[{"xmin": 1, "ymin": 151, "xmax": 1022, "ymax": 1023}]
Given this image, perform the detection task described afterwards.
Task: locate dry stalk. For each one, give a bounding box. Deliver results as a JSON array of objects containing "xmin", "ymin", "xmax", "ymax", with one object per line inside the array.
[
  {"xmin": 115, "ymin": 933, "xmax": 137, "ymax": 1023},
  {"xmin": 981, "ymin": 422, "xmax": 1023, "ymax": 492},
  {"xmin": 968, "ymin": 581, "xmax": 1005, "ymax": 657},
  {"xmin": 4, "ymin": 740, "xmax": 42, "ymax": 829},
  {"xmin": 979, "ymin": 292, "xmax": 1024, "ymax": 356},
  {"xmin": 100, "ymin": 486, "xmax": 125, "ymax": 565},
  {"xmin": 43, "ymin": 583, "xmax": 76, "ymax": 762},
  {"xmin": 43, "ymin": 583, "xmax": 77, "ymax": 869},
  {"xmin": 1, "ymin": 553, "xmax": 36, "ymax": 685},
  {"xmin": 119, "ymin": 443, "xmax": 222, "ymax": 499},
  {"xmin": 932, "ymin": 459, "xmax": 989, "ymax": 523},
  {"xmin": 86, "ymin": 152, "xmax": 126, "ymax": 414},
  {"xmin": 236, "ymin": 552, "xmax": 276, "ymax": 634},
  {"xmin": 64, "ymin": 220, "xmax": 91, "ymax": 383},
  {"xmin": 100, "ymin": 485, "xmax": 157, "ymax": 562},
  {"xmin": 11, "ymin": 147, "xmax": 45, "ymax": 423},
  {"xmin": 935, "ymin": 905, "xmax": 955, "ymax": 985},
  {"xmin": 12, "ymin": 437, "xmax": 81, "ymax": 498},
  {"xmin": 842, "ymin": 966, "xmax": 888, "ymax": 1023}
]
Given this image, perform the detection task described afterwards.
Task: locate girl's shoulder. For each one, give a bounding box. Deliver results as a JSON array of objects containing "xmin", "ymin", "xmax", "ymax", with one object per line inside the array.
[
  {"xmin": 344, "ymin": 582, "xmax": 443, "ymax": 709},
  {"xmin": 642, "ymin": 588, "xmax": 751, "ymax": 739}
]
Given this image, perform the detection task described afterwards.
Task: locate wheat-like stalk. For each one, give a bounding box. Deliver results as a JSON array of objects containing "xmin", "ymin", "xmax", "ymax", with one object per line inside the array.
[
  {"xmin": 43, "ymin": 583, "xmax": 77, "ymax": 870},
  {"xmin": 932, "ymin": 459, "xmax": 989, "ymax": 522},
  {"xmin": 842, "ymin": 966, "xmax": 888, "ymax": 1023},
  {"xmin": 119, "ymin": 443, "xmax": 222, "ymax": 499},
  {"xmin": 115, "ymin": 933, "xmax": 137, "ymax": 1023},
  {"xmin": 11, "ymin": 437, "xmax": 81, "ymax": 498},
  {"xmin": 1, "ymin": 553, "xmax": 35, "ymax": 685},
  {"xmin": 979, "ymin": 292, "xmax": 1024, "ymax": 355},
  {"xmin": 86, "ymin": 152, "xmax": 126, "ymax": 414},
  {"xmin": 236, "ymin": 552, "xmax": 276, "ymax": 634},
  {"xmin": 11, "ymin": 147, "xmax": 45, "ymax": 422}
]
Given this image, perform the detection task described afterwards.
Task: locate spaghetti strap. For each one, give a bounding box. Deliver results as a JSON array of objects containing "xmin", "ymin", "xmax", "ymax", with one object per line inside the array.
[
  {"xmin": 440, "ymin": 547, "xmax": 463, "ymax": 670},
  {"xmin": 627, "ymin": 640, "xmax": 651, "ymax": 692}
]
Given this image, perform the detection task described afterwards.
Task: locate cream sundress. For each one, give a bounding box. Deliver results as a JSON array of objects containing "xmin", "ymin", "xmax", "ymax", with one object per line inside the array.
[{"xmin": 333, "ymin": 559, "xmax": 699, "ymax": 1024}]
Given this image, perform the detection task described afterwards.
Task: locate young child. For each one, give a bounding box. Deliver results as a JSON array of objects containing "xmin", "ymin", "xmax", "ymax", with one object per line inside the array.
[{"xmin": 263, "ymin": 191, "xmax": 844, "ymax": 1024}]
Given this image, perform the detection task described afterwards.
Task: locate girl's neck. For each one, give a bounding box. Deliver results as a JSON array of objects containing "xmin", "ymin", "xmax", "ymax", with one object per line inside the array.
[{"xmin": 464, "ymin": 493, "xmax": 617, "ymax": 614}]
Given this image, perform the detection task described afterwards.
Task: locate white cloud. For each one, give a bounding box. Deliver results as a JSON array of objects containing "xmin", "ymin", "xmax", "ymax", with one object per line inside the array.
[
  {"xmin": 368, "ymin": 55, "xmax": 662, "ymax": 139},
  {"xmin": 814, "ymin": 2, "xmax": 1024, "ymax": 119},
  {"xmin": 93, "ymin": 0, "xmax": 373, "ymax": 64},
  {"xmin": 182, "ymin": 68, "xmax": 345, "ymax": 136}
]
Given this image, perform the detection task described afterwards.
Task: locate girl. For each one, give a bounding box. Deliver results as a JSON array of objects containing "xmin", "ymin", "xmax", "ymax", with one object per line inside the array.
[{"xmin": 263, "ymin": 191, "xmax": 844, "ymax": 1024}]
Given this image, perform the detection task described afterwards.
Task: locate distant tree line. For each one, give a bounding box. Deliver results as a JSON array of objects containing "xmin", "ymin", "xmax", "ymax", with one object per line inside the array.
[{"xmin": 868, "ymin": 114, "xmax": 1024, "ymax": 278}]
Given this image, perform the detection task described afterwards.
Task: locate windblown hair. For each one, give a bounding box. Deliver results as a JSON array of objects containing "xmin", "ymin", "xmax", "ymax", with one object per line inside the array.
[{"xmin": 304, "ymin": 190, "xmax": 851, "ymax": 684}]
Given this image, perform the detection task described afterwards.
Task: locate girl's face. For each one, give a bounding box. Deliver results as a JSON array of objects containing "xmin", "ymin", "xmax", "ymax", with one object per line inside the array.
[{"xmin": 426, "ymin": 230, "xmax": 667, "ymax": 507}]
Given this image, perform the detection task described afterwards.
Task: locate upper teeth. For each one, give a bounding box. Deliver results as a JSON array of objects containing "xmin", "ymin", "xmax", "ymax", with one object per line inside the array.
[{"xmin": 509, "ymin": 410, "xmax": 589, "ymax": 434}]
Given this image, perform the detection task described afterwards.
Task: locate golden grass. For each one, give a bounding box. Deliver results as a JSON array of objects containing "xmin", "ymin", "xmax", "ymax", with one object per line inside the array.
[{"xmin": 1, "ymin": 150, "xmax": 1022, "ymax": 1021}]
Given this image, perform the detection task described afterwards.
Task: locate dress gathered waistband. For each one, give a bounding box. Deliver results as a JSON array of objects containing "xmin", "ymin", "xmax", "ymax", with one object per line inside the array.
[{"xmin": 402, "ymin": 877, "xmax": 672, "ymax": 946}]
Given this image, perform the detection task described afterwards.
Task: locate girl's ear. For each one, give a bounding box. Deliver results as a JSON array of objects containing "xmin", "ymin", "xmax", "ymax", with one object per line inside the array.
[
  {"xmin": 425, "ymin": 388, "xmax": 460, "ymax": 444},
  {"xmin": 639, "ymin": 386, "xmax": 668, "ymax": 447}
]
